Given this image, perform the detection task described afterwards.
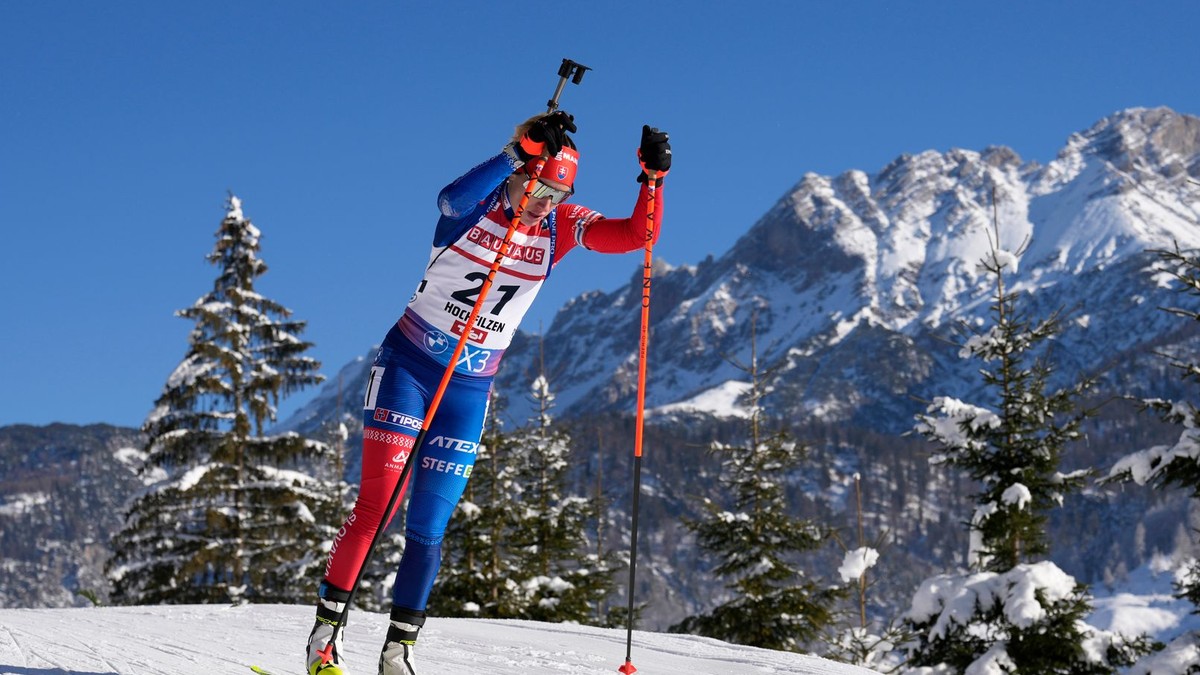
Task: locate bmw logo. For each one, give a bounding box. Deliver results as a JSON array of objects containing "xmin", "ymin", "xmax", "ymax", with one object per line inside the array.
[{"xmin": 424, "ymin": 331, "xmax": 449, "ymax": 354}]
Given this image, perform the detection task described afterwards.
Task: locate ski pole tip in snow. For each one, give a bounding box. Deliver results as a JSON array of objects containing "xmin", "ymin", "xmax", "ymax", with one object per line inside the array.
[{"xmin": 617, "ymin": 659, "xmax": 638, "ymax": 674}]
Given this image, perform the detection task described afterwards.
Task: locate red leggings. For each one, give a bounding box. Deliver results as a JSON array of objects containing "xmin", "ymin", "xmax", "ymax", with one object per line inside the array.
[{"xmin": 322, "ymin": 330, "xmax": 490, "ymax": 611}]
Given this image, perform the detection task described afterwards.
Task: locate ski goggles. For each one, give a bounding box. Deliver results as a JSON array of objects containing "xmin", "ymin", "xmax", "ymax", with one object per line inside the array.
[{"xmin": 523, "ymin": 177, "xmax": 574, "ymax": 205}]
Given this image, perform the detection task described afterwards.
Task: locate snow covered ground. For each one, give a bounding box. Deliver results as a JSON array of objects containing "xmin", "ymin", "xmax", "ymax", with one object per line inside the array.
[
  {"xmin": 1, "ymin": 559, "xmax": 1196, "ymax": 674},
  {"xmin": 1089, "ymin": 557, "xmax": 1200, "ymax": 646},
  {"xmin": 0, "ymin": 604, "xmax": 880, "ymax": 675}
]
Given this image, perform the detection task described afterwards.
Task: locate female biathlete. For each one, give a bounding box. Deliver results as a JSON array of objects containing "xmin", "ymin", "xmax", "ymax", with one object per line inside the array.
[{"xmin": 306, "ymin": 110, "xmax": 672, "ymax": 675}]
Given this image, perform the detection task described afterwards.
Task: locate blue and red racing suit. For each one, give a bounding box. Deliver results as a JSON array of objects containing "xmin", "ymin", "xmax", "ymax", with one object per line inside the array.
[{"xmin": 322, "ymin": 146, "xmax": 663, "ymax": 612}]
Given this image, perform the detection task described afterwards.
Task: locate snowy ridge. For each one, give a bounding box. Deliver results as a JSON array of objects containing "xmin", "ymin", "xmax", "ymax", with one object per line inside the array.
[
  {"xmin": 277, "ymin": 108, "xmax": 1200, "ymax": 431},
  {"xmin": 0, "ymin": 604, "xmax": 878, "ymax": 675},
  {"xmin": 476, "ymin": 107, "xmax": 1200, "ymax": 427}
]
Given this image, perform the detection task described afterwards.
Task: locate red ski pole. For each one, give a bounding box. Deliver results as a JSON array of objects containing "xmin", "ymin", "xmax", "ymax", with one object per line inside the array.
[
  {"xmin": 316, "ymin": 58, "xmax": 590, "ymax": 673},
  {"xmin": 619, "ymin": 169, "xmax": 658, "ymax": 675}
]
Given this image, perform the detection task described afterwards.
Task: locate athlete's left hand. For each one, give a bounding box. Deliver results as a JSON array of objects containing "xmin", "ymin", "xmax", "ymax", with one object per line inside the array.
[{"xmin": 637, "ymin": 125, "xmax": 671, "ymax": 182}]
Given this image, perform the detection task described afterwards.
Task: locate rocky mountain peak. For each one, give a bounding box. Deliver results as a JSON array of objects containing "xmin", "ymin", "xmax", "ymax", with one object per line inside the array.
[
  {"xmin": 1096, "ymin": 107, "xmax": 1199, "ymax": 159},
  {"xmin": 1054, "ymin": 107, "xmax": 1200, "ymax": 182},
  {"xmin": 282, "ymin": 108, "xmax": 1200, "ymax": 434}
]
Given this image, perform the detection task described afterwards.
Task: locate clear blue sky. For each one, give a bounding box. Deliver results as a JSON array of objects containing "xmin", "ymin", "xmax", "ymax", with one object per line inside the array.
[{"xmin": 3, "ymin": 1, "xmax": 1198, "ymax": 429}]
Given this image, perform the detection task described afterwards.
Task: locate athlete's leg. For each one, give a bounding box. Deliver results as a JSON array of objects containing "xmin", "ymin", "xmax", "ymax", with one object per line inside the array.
[
  {"xmin": 322, "ymin": 346, "xmax": 428, "ymax": 592},
  {"xmin": 390, "ymin": 374, "xmax": 491, "ymax": 611},
  {"xmin": 309, "ymin": 342, "xmax": 431, "ymax": 674}
]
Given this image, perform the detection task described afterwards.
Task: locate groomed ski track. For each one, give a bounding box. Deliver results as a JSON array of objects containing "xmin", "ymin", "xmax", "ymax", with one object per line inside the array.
[{"xmin": 0, "ymin": 604, "xmax": 879, "ymax": 674}]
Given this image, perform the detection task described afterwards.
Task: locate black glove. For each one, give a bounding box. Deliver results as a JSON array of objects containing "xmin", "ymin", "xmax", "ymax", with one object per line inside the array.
[
  {"xmin": 637, "ymin": 125, "xmax": 671, "ymax": 183},
  {"xmin": 519, "ymin": 110, "xmax": 577, "ymax": 160}
]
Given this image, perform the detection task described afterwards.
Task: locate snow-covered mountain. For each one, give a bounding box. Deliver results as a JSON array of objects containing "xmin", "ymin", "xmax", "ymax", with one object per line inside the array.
[
  {"xmin": 481, "ymin": 107, "xmax": 1200, "ymax": 429},
  {"xmin": 282, "ymin": 108, "xmax": 1200, "ymax": 433},
  {"xmin": 264, "ymin": 108, "xmax": 1200, "ymax": 636}
]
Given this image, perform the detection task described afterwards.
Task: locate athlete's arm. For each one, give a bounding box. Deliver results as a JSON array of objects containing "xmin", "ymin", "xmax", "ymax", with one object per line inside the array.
[
  {"xmin": 576, "ymin": 124, "xmax": 671, "ymax": 254},
  {"xmin": 437, "ymin": 149, "xmax": 522, "ymax": 218},
  {"xmin": 575, "ymin": 181, "xmax": 664, "ymax": 254},
  {"xmin": 433, "ymin": 149, "xmax": 523, "ymax": 245}
]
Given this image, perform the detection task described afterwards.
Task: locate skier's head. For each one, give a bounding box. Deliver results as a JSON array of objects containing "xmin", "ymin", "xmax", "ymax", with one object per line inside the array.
[{"xmin": 508, "ymin": 148, "xmax": 577, "ymax": 226}]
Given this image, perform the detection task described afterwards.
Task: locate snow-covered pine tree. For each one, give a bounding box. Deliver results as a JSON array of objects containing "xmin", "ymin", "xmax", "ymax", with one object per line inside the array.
[
  {"xmin": 501, "ymin": 374, "xmax": 617, "ymax": 624},
  {"xmin": 915, "ymin": 245, "xmax": 1093, "ymax": 573},
  {"xmin": 823, "ymin": 473, "xmax": 911, "ymax": 673},
  {"xmin": 431, "ymin": 389, "xmax": 526, "ymax": 617},
  {"xmin": 904, "ymin": 236, "xmax": 1153, "ymax": 673},
  {"xmin": 433, "ymin": 376, "xmax": 617, "ymax": 624},
  {"xmin": 107, "ymin": 195, "xmax": 342, "ymax": 606},
  {"xmin": 1104, "ymin": 243, "xmax": 1200, "ymax": 673},
  {"xmin": 671, "ymin": 314, "xmax": 841, "ymax": 651}
]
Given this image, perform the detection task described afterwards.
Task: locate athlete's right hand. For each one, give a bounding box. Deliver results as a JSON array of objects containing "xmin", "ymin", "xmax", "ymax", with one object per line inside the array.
[{"xmin": 519, "ymin": 111, "xmax": 577, "ymax": 159}]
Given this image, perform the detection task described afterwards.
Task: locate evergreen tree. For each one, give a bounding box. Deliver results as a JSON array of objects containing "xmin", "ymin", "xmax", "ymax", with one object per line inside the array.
[
  {"xmin": 904, "ymin": 562, "xmax": 1149, "ymax": 675},
  {"xmin": 586, "ymin": 427, "xmax": 625, "ymax": 628},
  {"xmin": 671, "ymin": 315, "xmax": 841, "ymax": 651},
  {"xmin": 107, "ymin": 195, "xmax": 341, "ymax": 605},
  {"xmin": 433, "ymin": 377, "xmax": 617, "ymax": 624},
  {"xmin": 904, "ymin": 237, "xmax": 1153, "ymax": 673},
  {"xmin": 914, "ymin": 244, "xmax": 1093, "ymax": 573},
  {"xmin": 823, "ymin": 473, "xmax": 912, "ymax": 673},
  {"xmin": 1105, "ymin": 244, "xmax": 1200, "ymax": 673},
  {"xmin": 431, "ymin": 390, "xmax": 525, "ymax": 617},
  {"xmin": 501, "ymin": 374, "xmax": 617, "ymax": 623}
]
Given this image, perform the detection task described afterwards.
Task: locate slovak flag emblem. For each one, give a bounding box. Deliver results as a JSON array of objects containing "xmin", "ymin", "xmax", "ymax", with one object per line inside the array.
[{"xmin": 557, "ymin": 165, "xmax": 568, "ymax": 180}]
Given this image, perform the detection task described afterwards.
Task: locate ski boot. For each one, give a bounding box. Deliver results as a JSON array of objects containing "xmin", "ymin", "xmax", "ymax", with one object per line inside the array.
[
  {"xmin": 307, "ymin": 581, "xmax": 352, "ymax": 675},
  {"xmin": 377, "ymin": 606, "xmax": 426, "ymax": 675}
]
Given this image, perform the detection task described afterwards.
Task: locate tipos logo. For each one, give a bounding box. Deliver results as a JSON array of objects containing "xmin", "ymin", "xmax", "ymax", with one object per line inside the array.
[{"xmin": 371, "ymin": 409, "xmax": 423, "ymax": 431}]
